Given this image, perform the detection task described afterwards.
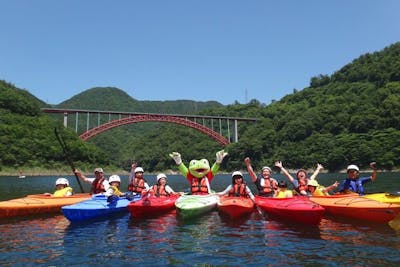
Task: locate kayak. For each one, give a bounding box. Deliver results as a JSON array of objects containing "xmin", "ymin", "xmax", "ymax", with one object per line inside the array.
[
  {"xmin": 255, "ymin": 196, "xmax": 325, "ymax": 225},
  {"xmin": 128, "ymin": 195, "xmax": 180, "ymax": 218},
  {"xmin": 62, "ymin": 194, "xmax": 141, "ymax": 222},
  {"xmin": 310, "ymin": 195, "xmax": 400, "ymax": 223},
  {"xmin": 175, "ymin": 194, "xmax": 219, "ymax": 219},
  {"xmin": 364, "ymin": 192, "xmax": 400, "ymax": 204},
  {"xmin": 217, "ymin": 196, "xmax": 254, "ymax": 218},
  {"xmin": 0, "ymin": 193, "xmax": 90, "ymax": 218}
]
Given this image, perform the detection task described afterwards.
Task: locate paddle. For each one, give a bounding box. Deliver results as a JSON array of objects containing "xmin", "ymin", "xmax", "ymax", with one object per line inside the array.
[
  {"xmin": 251, "ymin": 198, "xmax": 265, "ymax": 217},
  {"xmin": 54, "ymin": 127, "xmax": 85, "ymax": 193},
  {"xmin": 387, "ymin": 191, "xmax": 400, "ymax": 196}
]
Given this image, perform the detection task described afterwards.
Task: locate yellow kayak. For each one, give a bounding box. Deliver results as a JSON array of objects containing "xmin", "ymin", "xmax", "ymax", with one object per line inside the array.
[
  {"xmin": 0, "ymin": 193, "xmax": 91, "ymax": 218},
  {"xmin": 364, "ymin": 192, "xmax": 400, "ymax": 204}
]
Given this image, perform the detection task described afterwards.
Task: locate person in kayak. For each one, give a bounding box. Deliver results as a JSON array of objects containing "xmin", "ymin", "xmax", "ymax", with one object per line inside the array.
[
  {"xmin": 216, "ymin": 171, "xmax": 255, "ymax": 201},
  {"xmin": 274, "ymin": 161, "xmax": 323, "ymax": 196},
  {"xmin": 127, "ymin": 162, "xmax": 150, "ymax": 196},
  {"xmin": 52, "ymin": 177, "xmax": 73, "ymax": 197},
  {"xmin": 274, "ymin": 180, "xmax": 293, "ymax": 198},
  {"xmin": 74, "ymin": 167, "xmax": 109, "ymax": 194},
  {"xmin": 338, "ymin": 162, "xmax": 377, "ymax": 195},
  {"xmin": 307, "ymin": 179, "xmax": 339, "ymax": 196},
  {"xmin": 148, "ymin": 173, "xmax": 183, "ymax": 197},
  {"xmin": 244, "ymin": 157, "xmax": 278, "ymax": 197}
]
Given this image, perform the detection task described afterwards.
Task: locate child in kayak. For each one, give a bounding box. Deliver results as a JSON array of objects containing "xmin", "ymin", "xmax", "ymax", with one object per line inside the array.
[
  {"xmin": 307, "ymin": 179, "xmax": 339, "ymax": 196},
  {"xmin": 274, "ymin": 180, "xmax": 293, "ymax": 198},
  {"xmin": 105, "ymin": 175, "xmax": 127, "ymax": 203},
  {"xmin": 127, "ymin": 162, "xmax": 150, "ymax": 196},
  {"xmin": 52, "ymin": 177, "xmax": 73, "ymax": 197},
  {"xmin": 148, "ymin": 173, "xmax": 183, "ymax": 197},
  {"xmin": 216, "ymin": 171, "xmax": 255, "ymax": 201},
  {"xmin": 338, "ymin": 162, "xmax": 377, "ymax": 195}
]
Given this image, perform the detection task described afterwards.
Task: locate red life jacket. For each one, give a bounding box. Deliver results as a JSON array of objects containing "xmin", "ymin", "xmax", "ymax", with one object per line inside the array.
[
  {"xmin": 191, "ymin": 178, "xmax": 209, "ymax": 194},
  {"xmin": 152, "ymin": 184, "xmax": 170, "ymax": 197},
  {"xmin": 91, "ymin": 178, "xmax": 106, "ymax": 194},
  {"xmin": 261, "ymin": 178, "xmax": 278, "ymax": 194},
  {"xmin": 296, "ymin": 179, "xmax": 308, "ymax": 194},
  {"xmin": 128, "ymin": 177, "xmax": 146, "ymax": 193},
  {"xmin": 228, "ymin": 183, "xmax": 247, "ymax": 197}
]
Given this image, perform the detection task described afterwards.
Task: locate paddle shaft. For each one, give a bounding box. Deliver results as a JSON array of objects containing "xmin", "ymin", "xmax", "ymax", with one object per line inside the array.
[{"xmin": 54, "ymin": 128, "xmax": 85, "ymax": 193}]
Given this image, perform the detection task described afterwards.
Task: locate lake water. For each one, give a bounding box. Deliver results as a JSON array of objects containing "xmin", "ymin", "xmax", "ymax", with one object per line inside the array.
[{"xmin": 0, "ymin": 172, "xmax": 399, "ymax": 266}]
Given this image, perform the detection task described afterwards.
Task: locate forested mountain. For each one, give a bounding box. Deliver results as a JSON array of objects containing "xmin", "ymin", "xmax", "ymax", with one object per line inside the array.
[{"xmin": 1, "ymin": 42, "xmax": 399, "ymax": 174}]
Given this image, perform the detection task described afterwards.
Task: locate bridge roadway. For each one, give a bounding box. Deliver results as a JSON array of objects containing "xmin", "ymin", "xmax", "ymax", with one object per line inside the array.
[{"xmin": 42, "ymin": 108, "xmax": 257, "ymax": 146}]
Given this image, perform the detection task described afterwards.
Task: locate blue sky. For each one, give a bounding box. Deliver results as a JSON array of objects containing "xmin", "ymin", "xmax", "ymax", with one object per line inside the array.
[{"xmin": 1, "ymin": 1, "xmax": 399, "ymax": 106}]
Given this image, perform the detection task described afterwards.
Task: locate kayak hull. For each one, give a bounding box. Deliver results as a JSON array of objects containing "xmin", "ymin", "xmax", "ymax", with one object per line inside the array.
[
  {"xmin": 62, "ymin": 194, "xmax": 141, "ymax": 222},
  {"xmin": 0, "ymin": 193, "xmax": 90, "ymax": 218},
  {"xmin": 217, "ymin": 196, "xmax": 254, "ymax": 218},
  {"xmin": 364, "ymin": 193, "xmax": 400, "ymax": 204},
  {"xmin": 255, "ymin": 196, "xmax": 325, "ymax": 225},
  {"xmin": 128, "ymin": 195, "xmax": 180, "ymax": 218},
  {"xmin": 310, "ymin": 195, "xmax": 400, "ymax": 223},
  {"xmin": 175, "ymin": 194, "xmax": 218, "ymax": 219}
]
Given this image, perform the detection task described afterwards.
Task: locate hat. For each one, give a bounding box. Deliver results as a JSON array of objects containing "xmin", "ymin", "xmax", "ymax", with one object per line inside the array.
[
  {"xmin": 134, "ymin": 167, "xmax": 144, "ymax": 173},
  {"xmin": 157, "ymin": 173, "xmax": 167, "ymax": 182},
  {"xmin": 94, "ymin": 168, "xmax": 104, "ymax": 173},
  {"xmin": 231, "ymin": 171, "xmax": 243, "ymax": 178},
  {"xmin": 261, "ymin": 166, "xmax": 272, "ymax": 172},
  {"xmin": 347, "ymin": 164, "xmax": 359, "ymax": 172},
  {"xmin": 307, "ymin": 179, "xmax": 319, "ymax": 187}
]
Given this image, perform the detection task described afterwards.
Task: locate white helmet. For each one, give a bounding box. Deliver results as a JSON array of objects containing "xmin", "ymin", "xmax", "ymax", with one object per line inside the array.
[
  {"xmin": 109, "ymin": 175, "xmax": 121, "ymax": 183},
  {"xmin": 347, "ymin": 164, "xmax": 359, "ymax": 172},
  {"xmin": 157, "ymin": 173, "xmax": 167, "ymax": 182},
  {"xmin": 134, "ymin": 167, "xmax": 144, "ymax": 173},
  {"xmin": 55, "ymin": 177, "xmax": 69, "ymax": 186},
  {"xmin": 231, "ymin": 171, "xmax": 243, "ymax": 178}
]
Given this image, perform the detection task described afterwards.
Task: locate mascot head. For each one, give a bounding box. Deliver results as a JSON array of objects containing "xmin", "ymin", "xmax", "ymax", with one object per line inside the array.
[{"xmin": 189, "ymin": 159, "xmax": 211, "ymax": 178}]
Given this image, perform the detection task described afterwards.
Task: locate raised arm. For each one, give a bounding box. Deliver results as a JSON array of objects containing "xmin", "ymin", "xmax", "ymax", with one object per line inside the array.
[
  {"xmin": 244, "ymin": 157, "xmax": 258, "ymax": 183},
  {"xmin": 370, "ymin": 162, "xmax": 377, "ymax": 182},
  {"xmin": 274, "ymin": 161, "xmax": 295, "ymax": 183},
  {"xmin": 310, "ymin": 163, "xmax": 324, "ymax": 180}
]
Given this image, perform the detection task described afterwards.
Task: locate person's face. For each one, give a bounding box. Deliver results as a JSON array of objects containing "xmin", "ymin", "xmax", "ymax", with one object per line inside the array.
[
  {"xmin": 56, "ymin": 184, "xmax": 66, "ymax": 189},
  {"xmin": 347, "ymin": 170, "xmax": 359, "ymax": 179},
  {"xmin": 234, "ymin": 176, "xmax": 243, "ymax": 184},
  {"xmin": 111, "ymin": 181, "xmax": 120, "ymax": 187},
  {"xmin": 308, "ymin": 185, "xmax": 316, "ymax": 192},
  {"xmin": 159, "ymin": 177, "xmax": 166, "ymax": 185},
  {"xmin": 297, "ymin": 171, "xmax": 307, "ymax": 180},
  {"xmin": 136, "ymin": 171, "xmax": 143, "ymax": 178},
  {"xmin": 95, "ymin": 171, "xmax": 103, "ymax": 178},
  {"xmin": 262, "ymin": 170, "xmax": 271, "ymax": 178}
]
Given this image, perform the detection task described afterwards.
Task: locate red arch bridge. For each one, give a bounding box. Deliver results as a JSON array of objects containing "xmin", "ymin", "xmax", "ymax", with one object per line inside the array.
[{"xmin": 42, "ymin": 108, "xmax": 258, "ymax": 146}]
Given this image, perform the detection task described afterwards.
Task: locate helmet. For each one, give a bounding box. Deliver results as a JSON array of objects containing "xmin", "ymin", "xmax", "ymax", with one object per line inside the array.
[
  {"xmin": 134, "ymin": 167, "xmax": 144, "ymax": 173},
  {"xmin": 231, "ymin": 171, "xmax": 243, "ymax": 178},
  {"xmin": 109, "ymin": 175, "xmax": 121, "ymax": 183},
  {"xmin": 261, "ymin": 166, "xmax": 272, "ymax": 173},
  {"xmin": 307, "ymin": 179, "xmax": 319, "ymax": 187},
  {"xmin": 347, "ymin": 164, "xmax": 359, "ymax": 172},
  {"xmin": 157, "ymin": 173, "xmax": 167, "ymax": 182},
  {"xmin": 55, "ymin": 177, "xmax": 69, "ymax": 186}
]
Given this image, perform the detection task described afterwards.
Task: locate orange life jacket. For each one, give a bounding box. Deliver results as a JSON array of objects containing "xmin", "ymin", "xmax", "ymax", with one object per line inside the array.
[
  {"xmin": 261, "ymin": 178, "xmax": 278, "ymax": 194},
  {"xmin": 228, "ymin": 183, "xmax": 247, "ymax": 197},
  {"xmin": 296, "ymin": 179, "xmax": 308, "ymax": 194},
  {"xmin": 152, "ymin": 184, "xmax": 170, "ymax": 197},
  {"xmin": 191, "ymin": 178, "xmax": 209, "ymax": 194},
  {"xmin": 128, "ymin": 177, "xmax": 146, "ymax": 193},
  {"xmin": 91, "ymin": 178, "xmax": 106, "ymax": 194}
]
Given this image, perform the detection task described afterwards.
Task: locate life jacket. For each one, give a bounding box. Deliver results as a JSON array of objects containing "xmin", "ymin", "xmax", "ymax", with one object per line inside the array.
[
  {"xmin": 152, "ymin": 184, "xmax": 170, "ymax": 197},
  {"xmin": 260, "ymin": 178, "xmax": 278, "ymax": 194},
  {"xmin": 91, "ymin": 178, "xmax": 106, "ymax": 194},
  {"xmin": 295, "ymin": 179, "xmax": 308, "ymax": 195},
  {"xmin": 311, "ymin": 186, "xmax": 327, "ymax": 196},
  {"xmin": 276, "ymin": 189, "xmax": 293, "ymax": 198},
  {"xmin": 191, "ymin": 177, "xmax": 209, "ymax": 194},
  {"xmin": 228, "ymin": 183, "xmax": 247, "ymax": 197},
  {"xmin": 128, "ymin": 177, "xmax": 146, "ymax": 193},
  {"xmin": 110, "ymin": 185, "xmax": 123, "ymax": 196},
  {"xmin": 342, "ymin": 179, "xmax": 365, "ymax": 195},
  {"xmin": 53, "ymin": 187, "xmax": 73, "ymax": 197}
]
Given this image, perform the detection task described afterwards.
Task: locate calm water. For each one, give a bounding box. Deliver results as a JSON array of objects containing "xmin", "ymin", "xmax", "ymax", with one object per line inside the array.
[{"xmin": 0, "ymin": 173, "xmax": 399, "ymax": 266}]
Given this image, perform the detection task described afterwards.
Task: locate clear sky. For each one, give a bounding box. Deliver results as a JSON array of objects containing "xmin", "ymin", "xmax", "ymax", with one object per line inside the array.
[{"xmin": 1, "ymin": 1, "xmax": 399, "ymax": 105}]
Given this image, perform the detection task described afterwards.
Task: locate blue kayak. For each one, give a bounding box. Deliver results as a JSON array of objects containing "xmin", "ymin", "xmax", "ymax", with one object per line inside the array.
[{"xmin": 62, "ymin": 194, "xmax": 141, "ymax": 222}]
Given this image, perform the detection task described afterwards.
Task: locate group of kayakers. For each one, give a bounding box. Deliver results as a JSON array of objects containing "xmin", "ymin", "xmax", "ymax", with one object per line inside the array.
[{"xmin": 48, "ymin": 151, "xmax": 378, "ymax": 201}]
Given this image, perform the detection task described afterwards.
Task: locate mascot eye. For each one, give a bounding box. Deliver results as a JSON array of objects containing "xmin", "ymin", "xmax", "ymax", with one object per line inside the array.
[
  {"xmin": 189, "ymin": 160, "xmax": 196, "ymax": 166},
  {"xmin": 201, "ymin": 159, "xmax": 208, "ymax": 165}
]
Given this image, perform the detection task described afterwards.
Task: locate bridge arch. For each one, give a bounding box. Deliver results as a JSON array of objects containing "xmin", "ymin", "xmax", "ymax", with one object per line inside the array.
[{"xmin": 79, "ymin": 114, "xmax": 230, "ymax": 146}]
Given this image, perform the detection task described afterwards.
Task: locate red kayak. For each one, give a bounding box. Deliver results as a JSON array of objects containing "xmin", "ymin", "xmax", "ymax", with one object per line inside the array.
[
  {"xmin": 255, "ymin": 196, "xmax": 325, "ymax": 225},
  {"xmin": 128, "ymin": 195, "xmax": 180, "ymax": 218},
  {"xmin": 217, "ymin": 196, "xmax": 254, "ymax": 218},
  {"xmin": 310, "ymin": 194, "xmax": 400, "ymax": 223}
]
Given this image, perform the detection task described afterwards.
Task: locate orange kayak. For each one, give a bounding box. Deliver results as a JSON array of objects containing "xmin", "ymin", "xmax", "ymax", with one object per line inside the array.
[
  {"xmin": 255, "ymin": 196, "xmax": 325, "ymax": 225},
  {"xmin": 0, "ymin": 193, "xmax": 91, "ymax": 218},
  {"xmin": 217, "ymin": 196, "xmax": 254, "ymax": 218},
  {"xmin": 310, "ymin": 195, "xmax": 400, "ymax": 223}
]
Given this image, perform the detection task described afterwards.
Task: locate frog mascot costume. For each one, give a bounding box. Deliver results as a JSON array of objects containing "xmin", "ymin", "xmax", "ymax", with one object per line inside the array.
[{"xmin": 169, "ymin": 150, "xmax": 228, "ymax": 195}]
